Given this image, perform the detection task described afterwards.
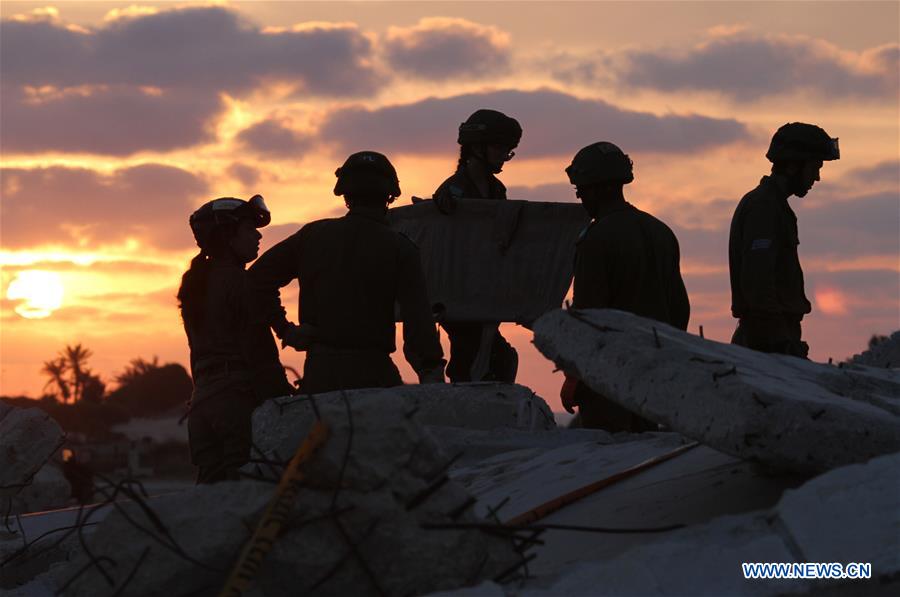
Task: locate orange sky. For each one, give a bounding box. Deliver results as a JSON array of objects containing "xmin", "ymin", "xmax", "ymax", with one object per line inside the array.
[{"xmin": 1, "ymin": 1, "xmax": 898, "ymax": 410}]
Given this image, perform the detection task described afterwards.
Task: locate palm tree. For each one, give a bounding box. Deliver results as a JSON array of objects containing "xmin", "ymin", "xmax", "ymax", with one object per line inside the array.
[
  {"xmin": 63, "ymin": 343, "xmax": 93, "ymax": 403},
  {"xmin": 41, "ymin": 357, "xmax": 70, "ymax": 403}
]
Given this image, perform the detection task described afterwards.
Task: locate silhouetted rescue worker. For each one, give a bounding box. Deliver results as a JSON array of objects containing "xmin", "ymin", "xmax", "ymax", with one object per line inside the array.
[
  {"xmin": 561, "ymin": 142, "xmax": 690, "ymax": 431},
  {"xmin": 249, "ymin": 151, "xmax": 446, "ymax": 393},
  {"xmin": 729, "ymin": 122, "xmax": 840, "ymax": 358},
  {"xmin": 432, "ymin": 109, "xmax": 522, "ymax": 383},
  {"xmin": 178, "ymin": 195, "xmax": 293, "ymax": 484}
]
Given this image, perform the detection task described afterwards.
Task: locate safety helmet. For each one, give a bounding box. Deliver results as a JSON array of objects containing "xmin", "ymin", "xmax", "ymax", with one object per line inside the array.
[
  {"xmin": 333, "ymin": 151, "xmax": 401, "ymax": 200},
  {"xmin": 457, "ymin": 109, "xmax": 522, "ymax": 148},
  {"xmin": 189, "ymin": 194, "xmax": 270, "ymax": 250},
  {"xmin": 565, "ymin": 142, "xmax": 634, "ymax": 186},
  {"xmin": 766, "ymin": 122, "xmax": 840, "ymax": 163}
]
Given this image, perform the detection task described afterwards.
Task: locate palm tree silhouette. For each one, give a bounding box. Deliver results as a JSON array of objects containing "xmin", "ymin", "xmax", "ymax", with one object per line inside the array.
[
  {"xmin": 41, "ymin": 357, "xmax": 71, "ymax": 403},
  {"xmin": 64, "ymin": 343, "xmax": 93, "ymax": 403}
]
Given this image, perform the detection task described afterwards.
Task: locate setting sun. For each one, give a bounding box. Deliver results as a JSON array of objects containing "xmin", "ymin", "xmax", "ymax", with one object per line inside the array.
[{"xmin": 6, "ymin": 270, "xmax": 64, "ymax": 319}]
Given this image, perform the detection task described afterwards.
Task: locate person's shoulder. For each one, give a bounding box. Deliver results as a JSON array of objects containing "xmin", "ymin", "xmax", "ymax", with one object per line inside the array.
[
  {"xmin": 434, "ymin": 171, "xmax": 467, "ymax": 199},
  {"xmin": 634, "ymin": 206, "xmax": 676, "ymax": 236},
  {"xmin": 740, "ymin": 177, "xmax": 780, "ymax": 209}
]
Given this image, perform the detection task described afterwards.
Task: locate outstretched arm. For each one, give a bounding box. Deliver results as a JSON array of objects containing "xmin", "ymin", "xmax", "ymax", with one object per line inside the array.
[{"xmin": 247, "ymin": 232, "xmax": 301, "ymax": 339}]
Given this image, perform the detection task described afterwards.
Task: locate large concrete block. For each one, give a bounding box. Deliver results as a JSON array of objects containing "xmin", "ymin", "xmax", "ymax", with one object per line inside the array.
[
  {"xmin": 61, "ymin": 393, "xmax": 520, "ymax": 596},
  {"xmin": 7, "ymin": 464, "xmax": 70, "ymax": 515},
  {"xmin": 252, "ymin": 383, "xmax": 554, "ymax": 462},
  {"xmin": 0, "ymin": 405, "xmax": 65, "ymax": 505},
  {"xmin": 517, "ymin": 452, "xmax": 900, "ymax": 596},
  {"xmin": 533, "ymin": 308, "xmax": 900, "ymax": 474}
]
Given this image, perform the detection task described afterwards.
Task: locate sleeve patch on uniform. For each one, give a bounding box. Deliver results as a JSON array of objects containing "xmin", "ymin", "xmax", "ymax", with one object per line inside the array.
[{"xmin": 751, "ymin": 238, "xmax": 773, "ymax": 250}]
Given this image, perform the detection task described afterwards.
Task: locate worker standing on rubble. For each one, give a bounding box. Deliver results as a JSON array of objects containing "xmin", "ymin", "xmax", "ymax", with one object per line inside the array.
[
  {"xmin": 729, "ymin": 123, "xmax": 840, "ymax": 358},
  {"xmin": 179, "ymin": 195, "xmax": 294, "ymax": 484},
  {"xmin": 561, "ymin": 142, "xmax": 690, "ymax": 431},
  {"xmin": 249, "ymin": 151, "xmax": 446, "ymax": 393},
  {"xmin": 432, "ymin": 109, "xmax": 522, "ymax": 383}
]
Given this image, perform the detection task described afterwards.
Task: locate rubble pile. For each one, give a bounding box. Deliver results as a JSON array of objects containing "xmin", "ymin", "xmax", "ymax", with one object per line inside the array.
[
  {"xmin": 5, "ymin": 331, "xmax": 899, "ymax": 596},
  {"xmin": 516, "ymin": 451, "xmax": 900, "ymax": 596},
  {"xmin": 534, "ymin": 308, "xmax": 900, "ymax": 473},
  {"xmin": 0, "ymin": 403, "xmax": 69, "ymax": 515},
  {"xmin": 849, "ymin": 330, "xmax": 900, "ymax": 369},
  {"xmin": 57, "ymin": 392, "xmax": 521, "ymax": 596}
]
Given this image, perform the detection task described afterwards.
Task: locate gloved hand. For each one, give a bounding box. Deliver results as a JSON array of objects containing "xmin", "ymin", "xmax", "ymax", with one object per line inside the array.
[
  {"xmin": 434, "ymin": 193, "xmax": 458, "ymax": 215},
  {"xmin": 281, "ymin": 323, "xmax": 319, "ymax": 352},
  {"xmin": 560, "ymin": 373, "xmax": 580, "ymax": 414},
  {"xmin": 418, "ymin": 366, "xmax": 446, "ymax": 384}
]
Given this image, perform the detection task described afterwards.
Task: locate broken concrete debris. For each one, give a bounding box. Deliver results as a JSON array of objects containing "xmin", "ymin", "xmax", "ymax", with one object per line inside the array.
[
  {"xmin": 533, "ymin": 308, "xmax": 900, "ymax": 474},
  {"xmin": 58, "ymin": 393, "xmax": 521, "ymax": 596},
  {"xmin": 849, "ymin": 330, "xmax": 900, "ymax": 369},
  {"xmin": 0, "ymin": 403, "xmax": 69, "ymax": 515},
  {"xmin": 515, "ymin": 451, "xmax": 900, "ymax": 597}
]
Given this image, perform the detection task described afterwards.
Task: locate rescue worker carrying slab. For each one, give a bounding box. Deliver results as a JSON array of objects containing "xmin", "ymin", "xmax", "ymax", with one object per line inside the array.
[
  {"xmin": 249, "ymin": 151, "xmax": 446, "ymax": 393},
  {"xmin": 432, "ymin": 109, "xmax": 522, "ymax": 383},
  {"xmin": 178, "ymin": 195, "xmax": 293, "ymax": 484},
  {"xmin": 561, "ymin": 142, "xmax": 690, "ymax": 431},
  {"xmin": 729, "ymin": 122, "xmax": 840, "ymax": 358}
]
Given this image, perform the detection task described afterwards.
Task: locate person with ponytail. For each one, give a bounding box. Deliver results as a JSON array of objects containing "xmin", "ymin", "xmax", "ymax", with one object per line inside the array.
[{"xmin": 177, "ymin": 195, "xmax": 293, "ymax": 484}]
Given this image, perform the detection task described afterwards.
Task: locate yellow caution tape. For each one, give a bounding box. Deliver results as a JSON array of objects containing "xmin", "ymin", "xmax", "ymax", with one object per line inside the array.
[{"xmin": 219, "ymin": 421, "xmax": 330, "ymax": 596}]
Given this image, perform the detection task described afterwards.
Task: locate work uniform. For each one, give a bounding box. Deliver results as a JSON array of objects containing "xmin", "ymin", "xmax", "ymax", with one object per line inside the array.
[
  {"xmin": 572, "ymin": 201, "xmax": 690, "ymax": 431},
  {"xmin": 729, "ymin": 175, "xmax": 811, "ymax": 357},
  {"xmin": 186, "ymin": 261, "xmax": 293, "ymax": 484},
  {"xmin": 248, "ymin": 206, "xmax": 445, "ymax": 393},
  {"xmin": 433, "ymin": 166, "xmax": 518, "ymax": 383}
]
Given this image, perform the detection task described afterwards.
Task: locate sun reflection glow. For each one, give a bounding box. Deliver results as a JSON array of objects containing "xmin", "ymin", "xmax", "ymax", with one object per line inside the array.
[{"xmin": 6, "ymin": 270, "xmax": 65, "ymax": 319}]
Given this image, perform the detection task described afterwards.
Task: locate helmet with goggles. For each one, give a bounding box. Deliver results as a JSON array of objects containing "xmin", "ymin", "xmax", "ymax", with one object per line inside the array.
[{"xmin": 189, "ymin": 194, "xmax": 270, "ymax": 250}]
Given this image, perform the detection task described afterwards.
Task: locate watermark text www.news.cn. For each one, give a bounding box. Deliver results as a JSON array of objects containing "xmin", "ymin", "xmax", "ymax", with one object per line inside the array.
[{"xmin": 742, "ymin": 562, "xmax": 872, "ymax": 580}]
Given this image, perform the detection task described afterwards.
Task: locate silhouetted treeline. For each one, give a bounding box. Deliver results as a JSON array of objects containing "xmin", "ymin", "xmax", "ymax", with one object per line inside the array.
[{"xmin": 1, "ymin": 347, "xmax": 192, "ymax": 440}]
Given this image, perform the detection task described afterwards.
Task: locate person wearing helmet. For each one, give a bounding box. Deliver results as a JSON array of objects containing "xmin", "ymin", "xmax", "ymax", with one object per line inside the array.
[
  {"xmin": 249, "ymin": 151, "xmax": 446, "ymax": 393},
  {"xmin": 433, "ymin": 109, "xmax": 522, "ymax": 214},
  {"xmin": 178, "ymin": 194, "xmax": 293, "ymax": 484},
  {"xmin": 729, "ymin": 122, "xmax": 840, "ymax": 357},
  {"xmin": 560, "ymin": 142, "xmax": 690, "ymax": 431},
  {"xmin": 431, "ymin": 109, "xmax": 522, "ymax": 383}
]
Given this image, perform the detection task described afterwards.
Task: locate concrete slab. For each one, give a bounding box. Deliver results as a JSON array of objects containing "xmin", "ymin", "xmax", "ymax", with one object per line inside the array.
[
  {"xmin": 533, "ymin": 308, "xmax": 900, "ymax": 473},
  {"xmin": 515, "ymin": 451, "xmax": 900, "ymax": 596},
  {"xmin": 0, "ymin": 405, "xmax": 65, "ymax": 511}
]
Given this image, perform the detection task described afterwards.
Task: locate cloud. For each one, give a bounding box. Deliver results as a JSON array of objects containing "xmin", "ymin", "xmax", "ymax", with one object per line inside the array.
[
  {"xmin": 227, "ymin": 163, "xmax": 263, "ymax": 188},
  {"xmin": 383, "ymin": 17, "xmax": 510, "ymax": 80},
  {"xmin": 1, "ymin": 6, "xmax": 379, "ymax": 95},
  {"xmin": 506, "ymin": 183, "xmax": 575, "ymax": 203},
  {"xmin": 613, "ymin": 34, "xmax": 899, "ymax": 102},
  {"xmin": 800, "ymin": 191, "xmax": 899, "ymax": 258},
  {"xmin": 0, "ymin": 164, "xmax": 208, "ymax": 250},
  {"xmin": 0, "ymin": 85, "xmax": 223, "ymax": 156},
  {"xmin": 842, "ymin": 160, "xmax": 900, "ymax": 186},
  {"xmin": 318, "ymin": 88, "xmax": 750, "ymax": 158},
  {"xmin": 0, "ymin": 6, "xmax": 381, "ymax": 155},
  {"xmin": 236, "ymin": 118, "xmax": 312, "ymax": 158}
]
